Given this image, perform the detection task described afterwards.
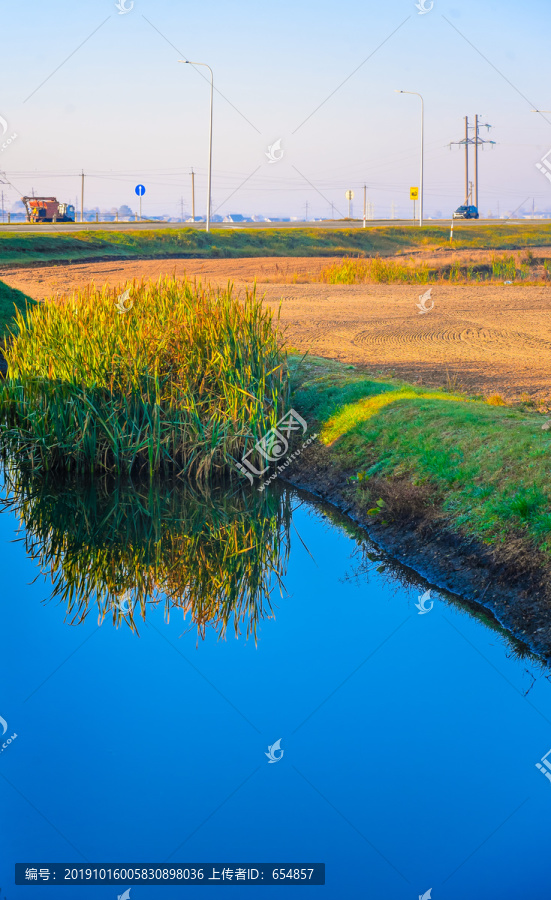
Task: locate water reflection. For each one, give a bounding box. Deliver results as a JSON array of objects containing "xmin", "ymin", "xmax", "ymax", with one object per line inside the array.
[
  {"xmin": 1, "ymin": 465, "xmax": 292, "ymax": 638},
  {"xmin": 349, "ymin": 531, "xmax": 540, "ymax": 659},
  {"xmin": 311, "ymin": 500, "xmax": 547, "ymax": 672}
]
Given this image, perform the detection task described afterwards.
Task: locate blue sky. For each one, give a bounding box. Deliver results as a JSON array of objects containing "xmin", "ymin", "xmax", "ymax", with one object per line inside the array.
[{"xmin": 1, "ymin": 0, "xmax": 550, "ymax": 219}]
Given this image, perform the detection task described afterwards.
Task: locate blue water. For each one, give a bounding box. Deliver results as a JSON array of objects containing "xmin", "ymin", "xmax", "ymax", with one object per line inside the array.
[{"xmin": 1, "ymin": 488, "xmax": 551, "ymax": 899}]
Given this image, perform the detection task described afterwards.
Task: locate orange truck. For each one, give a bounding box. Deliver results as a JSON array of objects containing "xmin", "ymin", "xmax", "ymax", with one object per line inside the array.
[{"xmin": 22, "ymin": 196, "xmax": 75, "ymax": 223}]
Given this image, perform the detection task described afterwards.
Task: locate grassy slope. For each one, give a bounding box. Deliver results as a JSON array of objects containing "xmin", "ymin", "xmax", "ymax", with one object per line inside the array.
[
  {"xmin": 0, "ymin": 224, "xmax": 550, "ymax": 267},
  {"xmin": 290, "ymin": 356, "xmax": 551, "ymax": 556},
  {"xmin": 0, "ymin": 281, "xmax": 35, "ymax": 341}
]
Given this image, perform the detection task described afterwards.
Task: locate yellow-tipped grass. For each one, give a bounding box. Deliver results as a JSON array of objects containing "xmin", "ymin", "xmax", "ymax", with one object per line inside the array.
[
  {"xmin": 0, "ymin": 276, "xmax": 289, "ymax": 479},
  {"xmin": 321, "ymin": 389, "xmax": 469, "ymax": 445},
  {"xmin": 317, "ymin": 253, "xmax": 551, "ymax": 285}
]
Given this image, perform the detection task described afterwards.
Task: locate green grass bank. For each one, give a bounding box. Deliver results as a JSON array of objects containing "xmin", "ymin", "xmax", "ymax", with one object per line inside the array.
[
  {"xmin": 0, "ymin": 281, "xmax": 35, "ymax": 341},
  {"xmin": 290, "ymin": 356, "xmax": 551, "ymax": 561},
  {"xmin": 1, "ymin": 224, "xmax": 550, "ymax": 267}
]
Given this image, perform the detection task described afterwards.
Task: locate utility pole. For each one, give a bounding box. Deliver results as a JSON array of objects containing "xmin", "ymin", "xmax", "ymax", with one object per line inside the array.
[
  {"xmin": 304, "ymin": 201, "xmax": 309, "ymax": 222},
  {"xmin": 474, "ymin": 116, "xmax": 495, "ymax": 209},
  {"xmin": 0, "ymin": 173, "xmax": 10, "ymax": 225},
  {"xmin": 180, "ymin": 60, "xmax": 213, "ymax": 232},
  {"xmin": 464, "ymin": 116, "xmax": 469, "ymax": 204},
  {"xmin": 363, "ymin": 184, "xmax": 367, "ymax": 228},
  {"xmin": 80, "ymin": 170, "xmax": 84, "ymax": 223},
  {"xmin": 191, "ymin": 168, "xmax": 195, "ymax": 221},
  {"xmin": 449, "ymin": 117, "xmax": 469, "ymax": 204},
  {"xmin": 450, "ymin": 116, "xmax": 494, "ymax": 211},
  {"xmin": 473, "ymin": 115, "xmax": 493, "ymax": 210},
  {"xmin": 473, "ymin": 114, "xmax": 479, "ymax": 210}
]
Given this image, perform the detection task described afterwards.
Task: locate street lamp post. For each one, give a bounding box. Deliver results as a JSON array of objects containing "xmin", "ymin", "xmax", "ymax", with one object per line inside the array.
[
  {"xmin": 179, "ymin": 60, "xmax": 213, "ymax": 232},
  {"xmin": 396, "ymin": 90, "xmax": 424, "ymax": 227}
]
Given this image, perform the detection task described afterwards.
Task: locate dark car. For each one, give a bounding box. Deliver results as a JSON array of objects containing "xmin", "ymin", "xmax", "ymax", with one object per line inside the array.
[{"xmin": 453, "ymin": 205, "xmax": 479, "ymax": 219}]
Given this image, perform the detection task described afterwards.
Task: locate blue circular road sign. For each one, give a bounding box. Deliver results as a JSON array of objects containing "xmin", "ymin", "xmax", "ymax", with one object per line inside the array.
[{"xmin": 135, "ymin": 184, "xmax": 146, "ymax": 196}]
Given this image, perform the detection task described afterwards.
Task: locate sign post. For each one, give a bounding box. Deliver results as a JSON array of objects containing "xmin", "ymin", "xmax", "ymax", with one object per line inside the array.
[
  {"xmin": 135, "ymin": 184, "xmax": 146, "ymax": 221},
  {"xmin": 410, "ymin": 187, "xmax": 419, "ymax": 223},
  {"xmin": 345, "ymin": 189, "xmax": 354, "ymax": 219}
]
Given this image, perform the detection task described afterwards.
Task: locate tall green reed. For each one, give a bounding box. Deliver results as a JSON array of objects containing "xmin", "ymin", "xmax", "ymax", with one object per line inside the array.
[{"xmin": 0, "ymin": 277, "xmax": 289, "ymax": 480}]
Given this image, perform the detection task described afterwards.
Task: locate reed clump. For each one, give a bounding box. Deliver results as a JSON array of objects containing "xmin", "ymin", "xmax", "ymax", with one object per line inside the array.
[{"xmin": 0, "ymin": 276, "xmax": 288, "ymax": 479}]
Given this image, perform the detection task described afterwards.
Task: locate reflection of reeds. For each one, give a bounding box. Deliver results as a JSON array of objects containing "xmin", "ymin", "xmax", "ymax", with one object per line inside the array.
[
  {"xmin": 2, "ymin": 466, "xmax": 292, "ymax": 639},
  {"xmin": 0, "ymin": 276, "xmax": 288, "ymax": 480}
]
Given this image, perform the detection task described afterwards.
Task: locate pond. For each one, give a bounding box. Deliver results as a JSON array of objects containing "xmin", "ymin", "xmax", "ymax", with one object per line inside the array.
[{"xmin": 0, "ymin": 470, "xmax": 550, "ymax": 899}]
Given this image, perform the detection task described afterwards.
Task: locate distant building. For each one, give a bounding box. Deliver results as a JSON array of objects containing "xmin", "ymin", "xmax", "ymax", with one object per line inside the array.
[{"xmin": 223, "ymin": 214, "xmax": 251, "ymax": 223}]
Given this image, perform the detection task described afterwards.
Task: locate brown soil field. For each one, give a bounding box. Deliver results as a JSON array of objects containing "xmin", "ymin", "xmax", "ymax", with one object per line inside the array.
[{"xmin": 2, "ymin": 255, "xmax": 551, "ymax": 403}]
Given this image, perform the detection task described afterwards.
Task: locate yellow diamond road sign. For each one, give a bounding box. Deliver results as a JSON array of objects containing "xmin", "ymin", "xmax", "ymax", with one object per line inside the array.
[{"xmin": 410, "ymin": 187, "xmax": 419, "ymax": 200}]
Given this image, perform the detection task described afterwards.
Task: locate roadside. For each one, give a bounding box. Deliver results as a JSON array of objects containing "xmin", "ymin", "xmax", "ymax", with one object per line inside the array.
[
  {"xmin": 0, "ymin": 256, "xmax": 341, "ymax": 299},
  {"xmin": 285, "ymin": 355, "xmax": 551, "ymax": 658},
  {"xmin": 1, "ymin": 223, "xmax": 551, "ymax": 268}
]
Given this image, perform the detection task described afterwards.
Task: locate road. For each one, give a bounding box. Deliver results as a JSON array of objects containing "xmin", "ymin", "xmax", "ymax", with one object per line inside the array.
[{"xmin": 0, "ymin": 219, "xmax": 542, "ymax": 234}]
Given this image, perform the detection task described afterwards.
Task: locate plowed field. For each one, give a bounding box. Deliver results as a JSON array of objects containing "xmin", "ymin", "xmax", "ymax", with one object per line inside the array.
[{"xmin": 2, "ymin": 256, "xmax": 551, "ymax": 402}]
